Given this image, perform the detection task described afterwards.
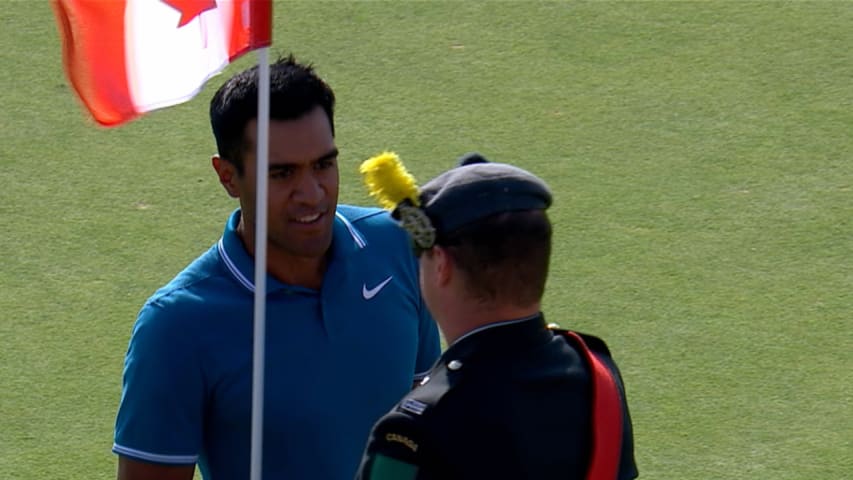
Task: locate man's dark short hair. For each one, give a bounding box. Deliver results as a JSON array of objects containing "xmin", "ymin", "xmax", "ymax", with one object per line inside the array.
[
  {"xmin": 441, "ymin": 209, "xmax": 552, "ymax": 306},
  {"xmin": 209, "ymin": 54, "xmax": 336, "ymax": 174}
]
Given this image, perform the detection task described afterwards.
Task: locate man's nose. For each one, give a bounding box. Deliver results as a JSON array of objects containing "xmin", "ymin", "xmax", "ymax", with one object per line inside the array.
[{"xmin": 293, "ymin": 171, "xmax": 324, "ymax": 203}]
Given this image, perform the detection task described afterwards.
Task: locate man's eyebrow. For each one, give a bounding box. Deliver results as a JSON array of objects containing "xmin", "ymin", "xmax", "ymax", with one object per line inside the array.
[
  {"xmin": 268, "ymin": 163, "xmax": 294, "ymax": 172},
  {"xmin": 268, "ymin": 148, "xmax": 339, "ymax": 171},
  {"xmin": 315, "ymin": 148, "xmax": 339, "ymax": 163}
]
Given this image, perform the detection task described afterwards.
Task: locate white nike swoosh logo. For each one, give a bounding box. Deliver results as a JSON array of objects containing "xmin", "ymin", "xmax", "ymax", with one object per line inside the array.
[{"xmin": 363, "ymin": 276, "xmax": 393, "ymax": 300}]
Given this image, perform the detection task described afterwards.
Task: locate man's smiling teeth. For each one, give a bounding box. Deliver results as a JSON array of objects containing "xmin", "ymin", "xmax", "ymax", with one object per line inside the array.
[{"xmin": 295, "ymin": 213, "xmax": 322, "ymax": 223}]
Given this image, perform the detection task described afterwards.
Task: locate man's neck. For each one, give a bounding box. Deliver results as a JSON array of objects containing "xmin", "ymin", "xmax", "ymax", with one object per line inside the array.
[
  {"xmin": 266, "ymin": 248, "xmax": 328, "ymax": 290},
  {"xmin": 438, "ymin": 301, "xmax": 541, "ymax": 345},
  {"xmin": 237, "ymin": 223, "xmax": 329, "ymax": 290}
]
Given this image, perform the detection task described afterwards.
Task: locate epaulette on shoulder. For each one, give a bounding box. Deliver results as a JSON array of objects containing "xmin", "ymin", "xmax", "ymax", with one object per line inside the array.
[
  {"xmin": 396, "ymin": 368, "xmax": 454, "ymax": 418},
  {"xmin": 547, "ymin": 324, "xmax": 613, "ymax": 358}
]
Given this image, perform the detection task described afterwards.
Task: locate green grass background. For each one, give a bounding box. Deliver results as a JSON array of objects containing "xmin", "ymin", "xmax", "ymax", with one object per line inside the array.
[{"xmin": 2, "ymin": 1, "xmax": 851, "ymax": 479}]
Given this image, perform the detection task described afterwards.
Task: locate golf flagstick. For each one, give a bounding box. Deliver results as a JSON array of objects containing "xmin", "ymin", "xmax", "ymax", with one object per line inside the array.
[{"xmin": 250, "ymin": 46, "xmax": 271, "ymax": 480}]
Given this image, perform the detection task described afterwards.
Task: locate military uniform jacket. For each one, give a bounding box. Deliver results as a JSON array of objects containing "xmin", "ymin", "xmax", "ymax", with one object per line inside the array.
[{"xmin": 355, "ymin": 314, "xmax": 638, "ymax": 480}]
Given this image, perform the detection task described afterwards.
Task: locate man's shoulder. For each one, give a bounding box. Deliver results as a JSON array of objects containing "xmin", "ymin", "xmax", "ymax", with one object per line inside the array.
[
  {"xmin": 410, "ymin": 337, "xmax": 594, "ymax": 420},
  {"xmin": 391, "ymin": 364, "xmax": 460, "ymax": 425},
  {"xmin": 336, "ymin": 204, "xmax": 411, "ymax": 250},
  {"xmin": 336, "ymin": 204, "xmax": 398, "ymax": 229},
  {"xmin": 336, "ymin": 204, "xmax": 384, "ymax": 219},
  {"xmin": 141, "ymin": 244, "xmax": 236, "ymax": 319},
  {"xmin": 369, "ymin": 378, "xmax": 453, "ymax": 451}
]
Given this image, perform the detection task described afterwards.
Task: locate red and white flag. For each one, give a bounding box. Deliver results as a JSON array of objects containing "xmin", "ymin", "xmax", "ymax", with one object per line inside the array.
[{"xmin": 52, "ymin": 0, "xmax": 271, "ymax": 126}]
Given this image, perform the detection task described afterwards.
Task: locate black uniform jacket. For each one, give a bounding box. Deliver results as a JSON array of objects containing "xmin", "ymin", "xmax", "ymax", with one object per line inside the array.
[{"xmin": 355, "ymin": 313, "xmax": 638, "ymax": 480}]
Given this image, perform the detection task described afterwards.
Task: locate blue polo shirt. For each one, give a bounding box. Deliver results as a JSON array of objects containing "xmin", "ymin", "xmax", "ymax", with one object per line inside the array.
[{"xmin": 113, "ymin": 206, "xmax": 441, "ymax": 480}]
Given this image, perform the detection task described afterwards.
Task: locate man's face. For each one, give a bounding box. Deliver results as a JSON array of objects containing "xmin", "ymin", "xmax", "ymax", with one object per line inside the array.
[{"xmin": 235, "ymin": 106, "xmax": 339, "ymax": 261}]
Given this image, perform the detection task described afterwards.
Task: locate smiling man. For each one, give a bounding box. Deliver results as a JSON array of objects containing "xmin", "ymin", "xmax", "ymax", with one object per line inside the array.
[{"xmin": 112, "ymin": 55, "xmax": 440, "ymax": 480}]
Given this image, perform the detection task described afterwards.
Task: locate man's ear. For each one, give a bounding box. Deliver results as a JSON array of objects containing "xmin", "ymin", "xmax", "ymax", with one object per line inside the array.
[
  {"xmin": 433, "ymin": 246, "xmax": 454, "ymax": 287},
  {"xmin": 212, "ymin": 155, "xmax": 240, "ymax": 198}
]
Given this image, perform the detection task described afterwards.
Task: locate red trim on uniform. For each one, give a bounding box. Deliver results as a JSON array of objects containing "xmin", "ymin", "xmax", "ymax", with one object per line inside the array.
[{"xmin": 565, "ymin": 332, "xmax": 624, "ymax": 480}]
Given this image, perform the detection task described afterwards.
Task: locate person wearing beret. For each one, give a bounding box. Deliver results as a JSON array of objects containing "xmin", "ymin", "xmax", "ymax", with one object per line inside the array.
[{"xmin": 355, "ymin": 152, "xmax": 638, "ymax": 480}]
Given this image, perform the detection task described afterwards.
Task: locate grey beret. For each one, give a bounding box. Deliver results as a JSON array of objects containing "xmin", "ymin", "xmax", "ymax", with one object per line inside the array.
[{"xmin": 418, "ymin": 153, "xmax": 552, "ymax": 236}]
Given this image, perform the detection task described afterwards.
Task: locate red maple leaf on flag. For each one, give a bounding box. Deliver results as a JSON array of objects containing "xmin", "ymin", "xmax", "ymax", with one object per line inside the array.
[{"xmin": 161, "ymin": 0, "xmax": 217, "ymax": 27}]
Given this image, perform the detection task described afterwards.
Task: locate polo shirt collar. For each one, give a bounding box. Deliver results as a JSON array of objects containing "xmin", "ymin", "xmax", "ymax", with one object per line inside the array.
[{"xmin": 217, "ymin": 208, "xmax": 366, "ymax": 293}]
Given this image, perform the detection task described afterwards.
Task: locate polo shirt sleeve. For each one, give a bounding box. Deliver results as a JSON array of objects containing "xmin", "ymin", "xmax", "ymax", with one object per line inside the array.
[
  {"xmin": 112, "ymin": 301, "xmax": 204, "ymax": 465},
  {"xmin": 413, "ymin": 300, "xmax": 441, "ymax": 381}
]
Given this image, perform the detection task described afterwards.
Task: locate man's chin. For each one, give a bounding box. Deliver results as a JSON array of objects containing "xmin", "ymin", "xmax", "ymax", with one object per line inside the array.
[
  {"xmin": 285, "ymin": 234, "xmax": 333, "ymax": 259},
  {"xmin": 297, "ymin": 244, "xmax": 332, "ymax": 259}
]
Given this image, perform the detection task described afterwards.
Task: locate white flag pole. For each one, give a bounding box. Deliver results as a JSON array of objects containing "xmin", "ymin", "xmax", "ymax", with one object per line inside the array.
[{"xmin": 250, "ymin": 46, "xmax": 270, "ymax": 480}]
